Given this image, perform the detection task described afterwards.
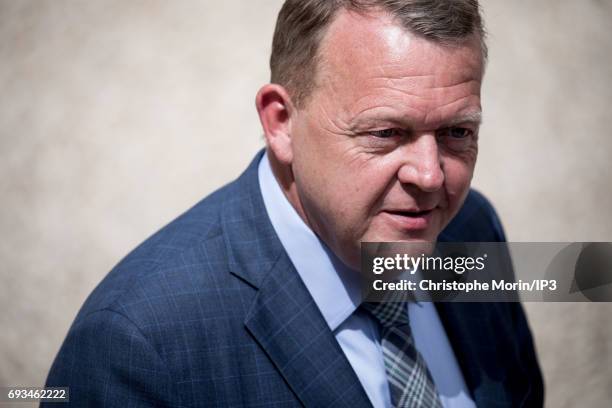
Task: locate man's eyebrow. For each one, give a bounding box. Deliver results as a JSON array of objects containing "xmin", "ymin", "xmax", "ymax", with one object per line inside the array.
[
  {"xmin": 447, "ymin": 111, "xmax": 483, "ymax": 127},
  {"xmin": 347, "ymin": 116, "xmax": 402, "ymax": 132},
  {"xmin": 348, "ymin": 111, "xmax": 483, "ymax": 131}
]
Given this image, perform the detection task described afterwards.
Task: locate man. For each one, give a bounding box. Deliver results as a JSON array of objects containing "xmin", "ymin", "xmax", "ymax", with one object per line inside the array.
[{"xmin": 45, "ymin": 0, "xmax": 543, "ymax": 407}]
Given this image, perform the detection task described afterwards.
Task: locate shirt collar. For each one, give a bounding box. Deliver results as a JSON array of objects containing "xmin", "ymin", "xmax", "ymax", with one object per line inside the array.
[{"xmin": 257, "ymin": 151, "xmax": 362, "ymax": 331}]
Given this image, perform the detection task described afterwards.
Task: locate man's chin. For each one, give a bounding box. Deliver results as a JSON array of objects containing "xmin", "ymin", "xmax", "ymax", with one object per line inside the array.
[
  {"xmin": 368, "ymin": 226, "xmax": 441, "ymax": 245},
  {"xmin": 361, "ymin": 234, "xmax": 438, "ymax": 265},
  {"xmin": 355, "ymin": 225, "xmax": 441, "ymax": 267}
]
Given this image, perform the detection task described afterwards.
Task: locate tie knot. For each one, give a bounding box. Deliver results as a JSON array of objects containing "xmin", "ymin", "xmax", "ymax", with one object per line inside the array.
[{"xmin": 361, "ymin": 301, "xmax": 410, "ymax": 328}]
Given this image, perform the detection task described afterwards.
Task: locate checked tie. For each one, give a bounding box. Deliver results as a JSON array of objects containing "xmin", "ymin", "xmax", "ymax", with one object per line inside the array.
[{"xmin": 362, "ymin": 300, "xmax": 443, "ymax": 408}]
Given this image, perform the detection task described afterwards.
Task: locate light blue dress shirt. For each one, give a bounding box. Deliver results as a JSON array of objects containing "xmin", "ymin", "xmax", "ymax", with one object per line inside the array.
[{"xmin": 258, "ymin": 152, "xmax": 476, "ymax": 408}]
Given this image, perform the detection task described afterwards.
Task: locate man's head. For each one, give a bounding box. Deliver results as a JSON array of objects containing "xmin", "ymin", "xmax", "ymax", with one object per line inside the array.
[{"xmin": 256, "ymin": 0, "xmax": 486, "ymax": 269}]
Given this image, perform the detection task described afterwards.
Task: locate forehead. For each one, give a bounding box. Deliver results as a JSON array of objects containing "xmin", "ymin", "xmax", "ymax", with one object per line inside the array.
[{"xmin": 314, "ymin": 9, "xmax": 484, "ymax": 124}]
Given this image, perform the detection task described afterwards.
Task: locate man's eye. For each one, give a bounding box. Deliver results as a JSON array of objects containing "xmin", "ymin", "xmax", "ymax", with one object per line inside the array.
[
  {"xmin": 370, "ymin": 129, "xmax": 403, "ymax": 138},
  {"xmin": 437, "ymin": 127, "xmax": 476, "ymax": 152},
  {"xmin": 446, "ymin": 127, "xmax": 473, "ymax": 139}
]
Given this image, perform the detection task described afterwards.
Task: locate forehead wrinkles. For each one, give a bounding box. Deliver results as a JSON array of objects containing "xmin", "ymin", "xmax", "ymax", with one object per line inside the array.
[
  {"xmin": 354, "ymin": 73, "xmax": 481, "ymax": 110},
  {"xmin": 317, "ymin": 66, "xmax": 482, "ymax": 129}
]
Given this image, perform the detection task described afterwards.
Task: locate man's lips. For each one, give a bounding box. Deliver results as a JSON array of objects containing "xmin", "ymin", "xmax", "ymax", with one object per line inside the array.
[{"xmin": 380, "ymin": 208, "xmax": 436, "ymax": 231}]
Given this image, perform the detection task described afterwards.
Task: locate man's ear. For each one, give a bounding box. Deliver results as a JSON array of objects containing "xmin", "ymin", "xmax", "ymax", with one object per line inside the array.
[{"xmin": 255, "ymin": 84, "xmax": 296, "ymax": 164}]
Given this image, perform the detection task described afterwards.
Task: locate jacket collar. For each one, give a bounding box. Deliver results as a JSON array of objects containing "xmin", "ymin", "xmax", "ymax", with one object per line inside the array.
[
  {"xmin": 220, "ymin": 150, "xmax": 284, "ymax": 289},
  {"xmin": 258, "ymin": 151, "xmax": 361, "ymax": 331}
]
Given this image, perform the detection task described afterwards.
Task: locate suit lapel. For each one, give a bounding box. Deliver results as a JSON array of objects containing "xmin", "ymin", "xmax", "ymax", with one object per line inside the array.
[
  {"xmin": 221, "ymin": 151, "xmax": 371, "ymax": 407},
  {"xmin": 244, "ymin": 252, "xmax": 371, "ymax": 407}
]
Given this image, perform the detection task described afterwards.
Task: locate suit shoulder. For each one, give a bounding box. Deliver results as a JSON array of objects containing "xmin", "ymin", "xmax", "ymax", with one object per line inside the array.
[
  {"xmin": 74, "ymin": 181, "xmax": 243, "ymax": 327},
  {"xmin": 45, "ymin": 307, "xmax": 184, "ymax": 406}
]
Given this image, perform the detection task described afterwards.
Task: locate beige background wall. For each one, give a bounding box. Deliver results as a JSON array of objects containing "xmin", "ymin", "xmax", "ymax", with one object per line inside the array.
[{"xmin": 1, "ymin": 1, "xmax": 611, "ymax": 407}]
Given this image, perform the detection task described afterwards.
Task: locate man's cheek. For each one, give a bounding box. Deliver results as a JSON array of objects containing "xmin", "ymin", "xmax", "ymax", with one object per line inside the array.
[{"xmin": 445, "ymin": 165, "xmax": 473, "ymax": 195}]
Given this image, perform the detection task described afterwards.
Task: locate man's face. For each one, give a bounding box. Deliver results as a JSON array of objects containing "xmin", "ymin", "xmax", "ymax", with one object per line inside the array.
[{"xmin": 287, "ymin": 10, "xmax": 484, "ymax": 269}]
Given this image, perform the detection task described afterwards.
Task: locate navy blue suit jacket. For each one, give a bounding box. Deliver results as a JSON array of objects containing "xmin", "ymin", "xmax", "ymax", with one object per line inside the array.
[{"xmin": 44, "ymin": 151, "xmax": 543, "ymax": 407}]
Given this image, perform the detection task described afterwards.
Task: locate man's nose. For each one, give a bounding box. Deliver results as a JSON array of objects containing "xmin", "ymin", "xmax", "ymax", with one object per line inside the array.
[{"xmin": 397, "ymin": 134, "xmax": 445, "ymax": 192}]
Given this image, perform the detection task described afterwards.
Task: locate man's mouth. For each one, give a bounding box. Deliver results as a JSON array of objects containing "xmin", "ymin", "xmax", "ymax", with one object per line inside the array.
[
  {"xmin": 381, "ymin": 208, "xmax": 435, "ymax": 231},
  {"xmin": 387, "ymin": 209, "xmax": 433, "ymax": 217}
]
